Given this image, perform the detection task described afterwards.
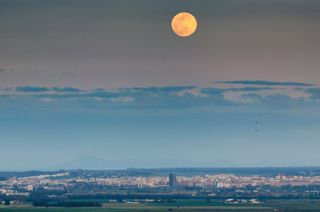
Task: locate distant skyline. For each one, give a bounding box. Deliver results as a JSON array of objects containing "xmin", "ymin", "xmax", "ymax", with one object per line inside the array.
[{"xmin": 1, "ymin": 0, "xmax": 320, "ymax": 170}]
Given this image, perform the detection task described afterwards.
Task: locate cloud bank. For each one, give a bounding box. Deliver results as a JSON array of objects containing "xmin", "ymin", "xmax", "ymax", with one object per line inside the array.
[{"xmin": 0, "ymin": 81, "xmax": 319, "ymax": 111}]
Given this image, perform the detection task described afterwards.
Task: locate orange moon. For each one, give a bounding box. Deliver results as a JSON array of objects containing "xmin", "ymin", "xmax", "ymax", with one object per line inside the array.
[{"xmin": 171, "ymin": 12, "xmax": 197, "ymax": 37}]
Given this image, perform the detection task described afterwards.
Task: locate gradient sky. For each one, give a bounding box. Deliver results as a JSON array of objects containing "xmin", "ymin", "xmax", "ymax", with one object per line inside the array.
[{"xmin": 1, "ymin": 0, "xmax": 320, "ymax": 170}]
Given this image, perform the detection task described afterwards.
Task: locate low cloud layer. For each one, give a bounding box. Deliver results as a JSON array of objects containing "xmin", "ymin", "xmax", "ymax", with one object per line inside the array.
[
  {"xmin": 1, "ymin": 81, "xmax": 319, "ymax": 111},
  {"xmin": 217, "ymin": 80, "xmax": 315, "ymax": 87}
]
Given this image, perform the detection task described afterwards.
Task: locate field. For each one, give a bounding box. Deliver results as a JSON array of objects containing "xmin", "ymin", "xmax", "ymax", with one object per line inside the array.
[
  {"xmin": 0, "ymin": 207, "xmax": 277, "ymax": 212},
  {"xmin": 2, "ymin": 199, "xmax": 320, "ymax": 212}
]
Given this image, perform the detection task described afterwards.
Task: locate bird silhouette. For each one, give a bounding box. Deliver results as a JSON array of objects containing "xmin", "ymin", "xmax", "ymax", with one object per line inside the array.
[{"xmin": 254, "ymin": 121, "xmax": 259, "ymax": 133}]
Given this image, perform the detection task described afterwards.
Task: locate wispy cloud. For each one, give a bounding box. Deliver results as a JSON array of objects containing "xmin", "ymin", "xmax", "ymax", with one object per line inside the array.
[
  {"xmin": 216, "ymin": 80, "xmax": 315, "ymax": 87},
  {"xmin": 52, "ymin": 87, "xmax": 81, "ymax": 92},
  {"xmin": 226, "ymin": 87, "xmax": 273, "ymax": 92},
  {"xmin": 2, "ymin": 82, "xmax": 318, "ymax": 111},
  {"xmin": 305, "ymin": 88, "xmax": 320, "ymax": 100},
  {"xmin": 16, "ymin": 86, "xmax": 50, "ymax": 93},
  {"xmin": 110, "ymin": 96, "xmax": 135, "ymax": 103}
]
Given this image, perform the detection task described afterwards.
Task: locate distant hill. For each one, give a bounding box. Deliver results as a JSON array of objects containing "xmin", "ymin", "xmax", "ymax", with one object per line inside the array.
[
  {"xmin": 1, "ymin": 167, "xmax": 320, "ymax": 179},
  {"xmin": 67, "ymin": 167, "xmax": 320, "ymax": 178}
]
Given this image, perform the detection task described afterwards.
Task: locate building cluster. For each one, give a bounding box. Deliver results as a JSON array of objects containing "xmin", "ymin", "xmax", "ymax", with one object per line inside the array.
[
  {"xmin": 1, "ymin": 172, "xmax": 320, "ymax": 196},
  {"xmin": 176, "ymin": 174, "xmax": 320, "ymax": 188}
]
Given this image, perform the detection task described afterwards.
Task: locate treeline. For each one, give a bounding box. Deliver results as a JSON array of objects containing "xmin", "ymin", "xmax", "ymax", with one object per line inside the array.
[
  {"xmin": 32, "ymin": 200, "xmax": 102, "ymax": 207},
  {"xmin": 68, "ymin": 193, "xmax": 193, "ymax": 200}
]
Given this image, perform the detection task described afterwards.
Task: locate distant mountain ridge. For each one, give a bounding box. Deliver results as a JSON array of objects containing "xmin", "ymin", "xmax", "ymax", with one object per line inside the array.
[{"xmin": 1, "ymin": 167, "xmax": 320, "ymax": 179}]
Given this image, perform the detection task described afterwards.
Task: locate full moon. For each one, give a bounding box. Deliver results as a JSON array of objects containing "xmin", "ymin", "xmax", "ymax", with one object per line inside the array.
[{"xmin": 171, "ymin": 12, "xmax": 197, "ymax": 37}]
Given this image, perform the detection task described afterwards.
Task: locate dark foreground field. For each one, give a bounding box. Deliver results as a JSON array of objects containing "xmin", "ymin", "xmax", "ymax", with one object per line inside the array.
[
  {"xmin": 0, "ymin": 208, "xmax": 278, "ymax": 212},
  {"xmin": 2, "ymin": 199, "xmax": 320, "ymax": 212}
]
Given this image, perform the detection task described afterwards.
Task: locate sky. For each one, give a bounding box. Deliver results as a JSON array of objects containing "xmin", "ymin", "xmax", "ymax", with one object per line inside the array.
[{"xmin": 1, "ymin": 0, "xmax": 320, "ymax": 170}]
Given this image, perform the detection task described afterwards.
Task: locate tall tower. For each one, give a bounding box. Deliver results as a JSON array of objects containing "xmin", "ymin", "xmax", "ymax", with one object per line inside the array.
[{"xmin": 168, "ymin": 173, "xmax": 177, "ymax": 187}]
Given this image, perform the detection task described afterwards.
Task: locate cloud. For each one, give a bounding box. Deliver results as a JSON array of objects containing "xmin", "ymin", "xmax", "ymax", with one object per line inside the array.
[
  {"xmin": 15, "ymin": 86, "xmax": 82, "ymax": 94},
  {"xmin": 223, "ymin": 91, "xmax": 256, "ymax": 104},
  {"xmin": 222, "ymin": 86, "xmax": 311, "ymax": 104},
  {"xmin": 176, "ymin": 88, "xmax": 207, "ymax": 97},
  {"xmin": 129, "ymin": 86, "xmax": 196, "ymax": 93},
  {"xmin": 16, "ymin": 86, "xmax": 50, "ymax": 93},
  {"xmin": 226, "ymin": 87, "xmax": 273, "ymax": 92},
  {"xmin": 305, "ymin": 88, "xmax": 320, "ymax": 100},
  {"xmin": 201, "ymin": 88, "xmax": 225, "ymax": 96},
  {"xmin": 245, "ymin": 93, "xmax": 302, "ymax": 109},
  {"xmin": 217, "ymin": 80, "xmax": 315, "ymax": 87},
  {"xmin": 110, "ymin": 96, "xmax": 134, "ymax": 103},
  {"xmin": 52, "ymin": 87, "xmax": 81, "ymax": 92},
  {"xmin": 5, "ymin": 82, "xmax": 319, "ymax": 111}
]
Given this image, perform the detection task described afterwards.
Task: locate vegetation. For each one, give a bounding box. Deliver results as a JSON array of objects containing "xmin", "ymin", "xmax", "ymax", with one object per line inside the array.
[{"xmin": 2, "ymin": 199, "xmax": 320, "ymax": 211}]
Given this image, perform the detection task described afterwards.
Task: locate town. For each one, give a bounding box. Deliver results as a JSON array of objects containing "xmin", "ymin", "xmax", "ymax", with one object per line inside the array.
[{"xmin": 1, "ymin": 168, "xmax": 320, "ymax": 207}]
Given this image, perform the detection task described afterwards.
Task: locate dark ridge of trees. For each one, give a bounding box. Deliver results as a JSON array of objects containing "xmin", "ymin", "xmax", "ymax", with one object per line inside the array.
[
  {"xmin": 32, "ymin": 200, "xmax": 102, "ymax": 207},
  {"xmin": 67, "ymin": 193, "xmax": 193, "ymax": 200}
]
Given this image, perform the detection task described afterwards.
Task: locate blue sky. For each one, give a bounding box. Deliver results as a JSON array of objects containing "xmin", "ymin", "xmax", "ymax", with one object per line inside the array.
[{"xmin": 1, "ymin": 81, "xmax": 320, "ymax": 170}]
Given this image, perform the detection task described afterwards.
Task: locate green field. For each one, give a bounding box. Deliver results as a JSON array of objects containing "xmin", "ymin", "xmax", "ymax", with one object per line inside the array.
[{"xmin": 1, "ymin": 199, "xmax": 320, "ymax": 212}]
